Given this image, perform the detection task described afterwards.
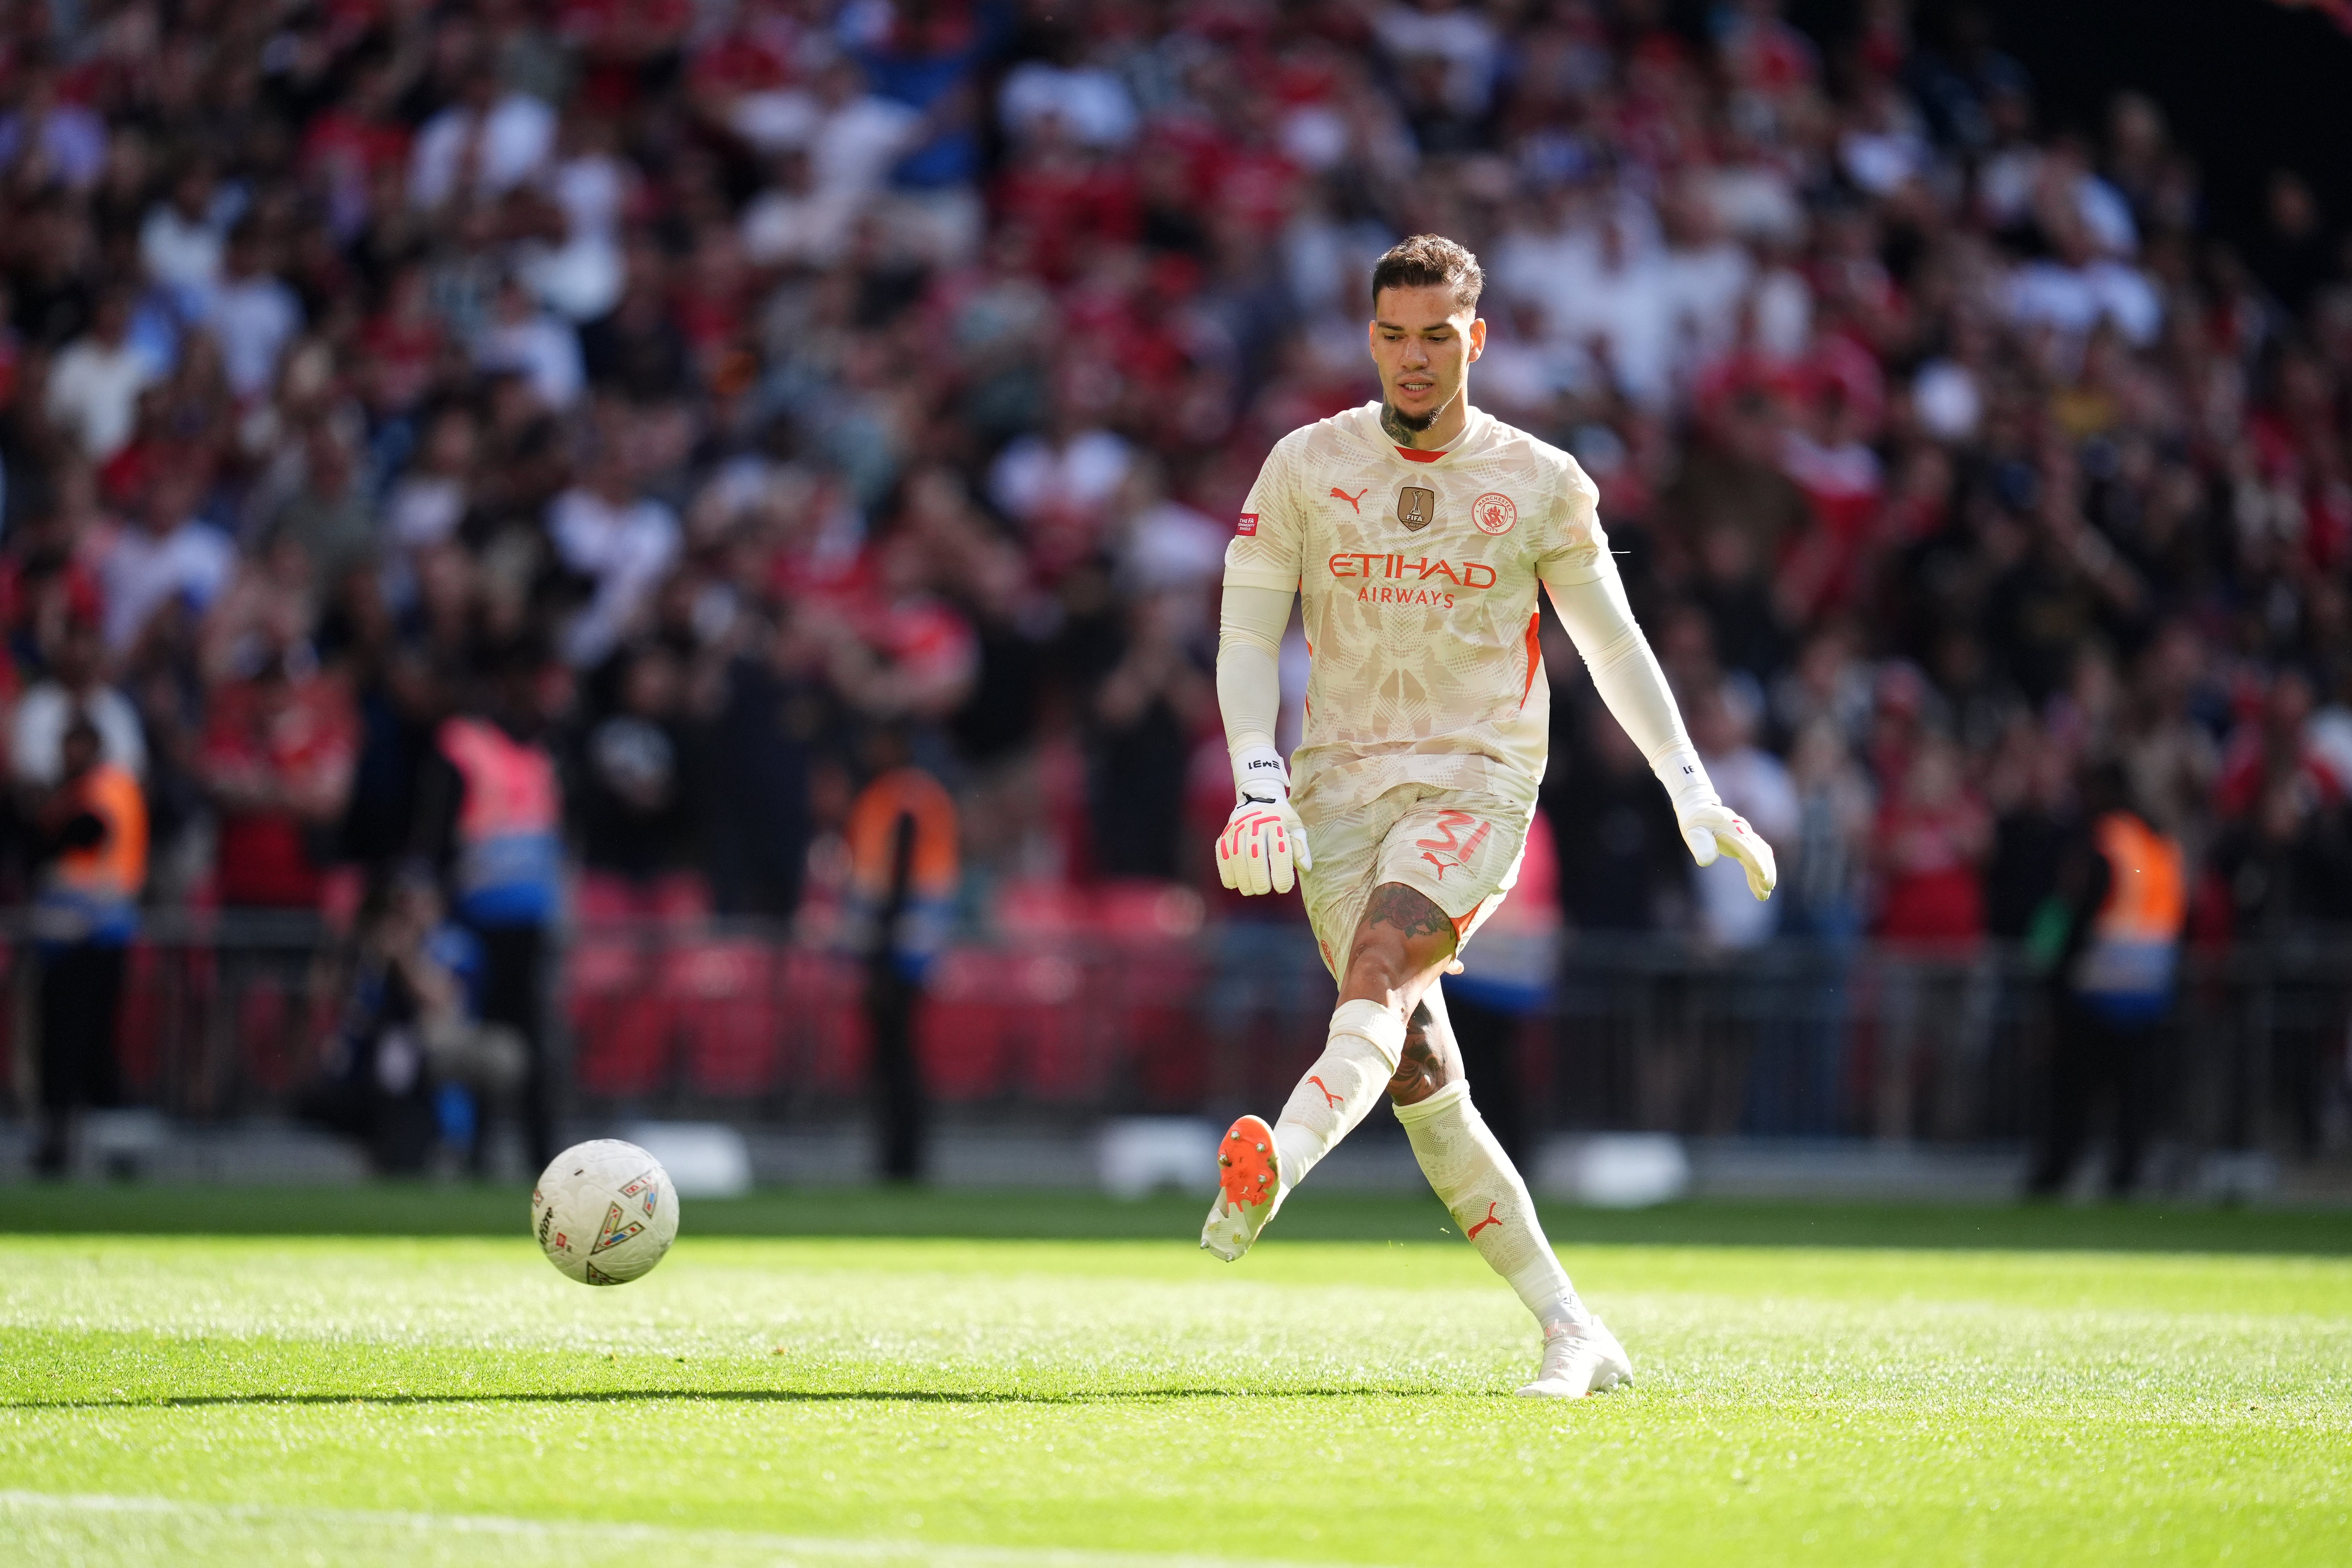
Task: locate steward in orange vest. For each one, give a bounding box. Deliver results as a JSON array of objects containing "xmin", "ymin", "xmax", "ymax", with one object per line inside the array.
[
  {"xmin": 30, "ymin": 715, "xmax": 148, "ymax": 1176},
  {"xmin": 2028, "ymin": 762, "xmax": 2187, "ymax": 1198},
  {"xmin": 32, "ymin": 730, "xmax": 147, "ymax": 947}
]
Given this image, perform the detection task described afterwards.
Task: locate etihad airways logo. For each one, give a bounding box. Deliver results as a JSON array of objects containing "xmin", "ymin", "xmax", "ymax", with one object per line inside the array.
[{"xmin": 1327, "ymin": 551, "xmax": 1496, "ymax": 608}]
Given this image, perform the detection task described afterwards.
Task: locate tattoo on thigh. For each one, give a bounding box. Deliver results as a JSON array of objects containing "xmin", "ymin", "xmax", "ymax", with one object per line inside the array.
[{"xmin": 1362, "ymin": 882, "xmax": 1454, "ymax": 943}]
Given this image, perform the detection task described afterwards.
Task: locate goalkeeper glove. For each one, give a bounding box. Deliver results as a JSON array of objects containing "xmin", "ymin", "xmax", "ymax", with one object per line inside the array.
[
  {"xmin": 1215, "ymin": 745, "xmax": 1312, "ymax": 897},
  {"xmin": 1654, "ymin": 743, "xmax": 1777, "ymax": 900}
]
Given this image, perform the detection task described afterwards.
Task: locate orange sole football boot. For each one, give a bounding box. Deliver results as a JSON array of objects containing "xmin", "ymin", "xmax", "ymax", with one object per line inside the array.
[{"xmin": 1200, "ymin": 1114, "xmax": 1285, "ymax": 1261}]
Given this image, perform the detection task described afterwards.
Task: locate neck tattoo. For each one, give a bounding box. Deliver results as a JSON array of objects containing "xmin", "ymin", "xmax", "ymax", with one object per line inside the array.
[{"xmin": 1381, "ymin": 401, "xmax": 1440, "ymax": 449}]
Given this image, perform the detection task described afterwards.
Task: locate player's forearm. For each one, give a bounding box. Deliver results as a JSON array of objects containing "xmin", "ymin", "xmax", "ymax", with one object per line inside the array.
[
  {"xmin": 1542, "ymin": 564, "xmax": 1717, "ymax": 809},
  {"xmin": 1216, "ymin": 583, "xmax": 1294, "ymax": 794}
]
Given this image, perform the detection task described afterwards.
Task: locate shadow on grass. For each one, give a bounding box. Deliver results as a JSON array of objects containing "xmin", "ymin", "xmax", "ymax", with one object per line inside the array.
[{"xmin": 4, "ymin": 1184, "xmax": 2348, "ymax": 1254}]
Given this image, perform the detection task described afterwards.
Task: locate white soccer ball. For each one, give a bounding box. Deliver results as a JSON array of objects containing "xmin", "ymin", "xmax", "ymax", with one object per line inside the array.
[{"xmin": 530, "ymin": 1139, "xmax": 681, "ymax": 1285}]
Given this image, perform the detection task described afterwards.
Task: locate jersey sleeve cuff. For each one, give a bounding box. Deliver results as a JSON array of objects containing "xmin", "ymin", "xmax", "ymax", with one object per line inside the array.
[{"xmin": 1222, "ymin": 566, "xmax": 1301, "ymax": 592}]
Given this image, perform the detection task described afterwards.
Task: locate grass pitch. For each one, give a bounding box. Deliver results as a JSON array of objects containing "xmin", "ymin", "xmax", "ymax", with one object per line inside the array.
[{"xmin": 2, "ymin": 1189, "xmax": 2348, "ymax": 1566}]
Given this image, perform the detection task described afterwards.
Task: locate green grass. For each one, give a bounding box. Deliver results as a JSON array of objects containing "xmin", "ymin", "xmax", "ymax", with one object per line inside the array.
[{"xmin": 3, "ymin": 1189, "xmax": 2348, "ymax": 1565}]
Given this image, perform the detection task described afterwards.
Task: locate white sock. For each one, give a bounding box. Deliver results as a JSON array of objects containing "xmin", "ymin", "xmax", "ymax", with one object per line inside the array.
[
  {"xmin": 1397, "ymin": 1080, "xmax": 1589, "ymax": 1331},
  {"xmin": 1270, "ymin": 998, "xmax": 1406, "ymax": 1190}
]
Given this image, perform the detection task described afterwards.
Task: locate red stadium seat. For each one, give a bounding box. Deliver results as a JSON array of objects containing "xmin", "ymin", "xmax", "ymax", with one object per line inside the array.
[
  {"xmin": 664, "ymin": 938, "xmax": 780, "ymax": 1096},
  {"xmin": 565, "ymin": 938, "xmax": 666, "ymax": 1098}
]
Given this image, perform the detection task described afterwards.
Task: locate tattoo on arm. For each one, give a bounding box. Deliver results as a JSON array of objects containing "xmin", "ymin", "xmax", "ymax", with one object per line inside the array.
[{"xmin": 1362, "ymin": 882, "xmax": 1455, "ymax": 943}]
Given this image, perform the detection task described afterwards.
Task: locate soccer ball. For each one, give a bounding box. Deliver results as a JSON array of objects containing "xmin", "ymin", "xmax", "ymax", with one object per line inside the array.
[{"xmin": 530, "ymin": 1139, "xmax": 681, "ymax": 1285}]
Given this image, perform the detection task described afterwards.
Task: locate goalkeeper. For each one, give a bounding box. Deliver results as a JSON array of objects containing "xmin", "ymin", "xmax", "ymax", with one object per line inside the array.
[{"xmin": 1201, "ymin": 235, "xmax": 1777, "ymax": 1398}]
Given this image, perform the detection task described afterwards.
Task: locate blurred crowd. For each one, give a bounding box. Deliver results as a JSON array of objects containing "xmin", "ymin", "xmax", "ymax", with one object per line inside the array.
[{"xmin": 2, "ymin": 0, "xmax": 2351, "ymax": 985}]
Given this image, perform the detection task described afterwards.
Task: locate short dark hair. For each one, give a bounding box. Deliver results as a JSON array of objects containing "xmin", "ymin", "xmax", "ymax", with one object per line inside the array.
[{"xmin": 1370, "ymin": 234, "xmax": 1484, "ymax": 313}]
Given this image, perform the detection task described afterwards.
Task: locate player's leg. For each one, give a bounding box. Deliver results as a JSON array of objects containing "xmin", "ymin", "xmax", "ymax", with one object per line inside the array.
[
  {"xmin": 1201, "ymin": 878, "xmax": 1454, "ymax": 1261},
  {"xmin": 1390, "ymin": 978, "xmax": 1630, "ymax": 1397}
]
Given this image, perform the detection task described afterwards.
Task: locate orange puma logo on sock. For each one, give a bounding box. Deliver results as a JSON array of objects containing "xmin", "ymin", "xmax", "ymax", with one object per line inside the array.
[
  {"xmin": 1308, "ymin": 1075, "xmax": 1342, "ymax": 1108},
  {"xmin": 1466, "ymin": 1200, "xmax": 1503, "ymax": 1239}
]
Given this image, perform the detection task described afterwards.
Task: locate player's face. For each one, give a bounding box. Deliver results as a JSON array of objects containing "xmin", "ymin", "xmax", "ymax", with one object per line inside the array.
[{"xmin": 1369, "ymin": 285, "xmax": 1486, "ymax": 426}]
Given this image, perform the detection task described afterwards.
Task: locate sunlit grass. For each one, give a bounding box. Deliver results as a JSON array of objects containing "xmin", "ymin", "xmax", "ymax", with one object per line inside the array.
[{"xmin": 1, "ymin": 1204, "xmax": 2347, "ymax": 1564}]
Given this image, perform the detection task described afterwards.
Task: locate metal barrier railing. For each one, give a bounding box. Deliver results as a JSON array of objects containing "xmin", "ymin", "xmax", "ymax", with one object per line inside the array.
[{"xmin": 4, "ymin": 912, "xmax": 2348, "ymax": 1162}]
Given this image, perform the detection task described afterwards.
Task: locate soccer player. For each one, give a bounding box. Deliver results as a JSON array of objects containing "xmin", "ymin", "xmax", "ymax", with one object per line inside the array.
[{"xmin": 1202, "ymin": 235, "xmax": 1778, "ymax": 1397}]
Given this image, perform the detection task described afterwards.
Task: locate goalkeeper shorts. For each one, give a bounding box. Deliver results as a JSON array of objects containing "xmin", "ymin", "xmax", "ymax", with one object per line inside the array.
[{"xmin": 1296, "ymin": 784, "xmax": 1534, "ymax": 980}]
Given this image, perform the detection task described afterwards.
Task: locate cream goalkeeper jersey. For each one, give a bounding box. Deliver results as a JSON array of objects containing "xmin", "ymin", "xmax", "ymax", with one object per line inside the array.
[{"xmin": 1223, "ymin": 401, "xmax": 1610, "ymax": 817}]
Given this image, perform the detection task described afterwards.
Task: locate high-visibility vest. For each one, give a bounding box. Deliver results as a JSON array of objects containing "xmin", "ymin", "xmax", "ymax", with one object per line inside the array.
[
  {"xmin": 846, "ymin": 767, "xmax": 958, "ymax": 973},
  {"xmin": 439, "ymin": 717, "xmax": 561, "ymax": 926},
  {"xmin": 37, "ymin": 761, "xmax": 146, "ymax": 944},
  {"xmin": 2073, "ymin": 810, "xmax": 2185, "ymax": 1017}
]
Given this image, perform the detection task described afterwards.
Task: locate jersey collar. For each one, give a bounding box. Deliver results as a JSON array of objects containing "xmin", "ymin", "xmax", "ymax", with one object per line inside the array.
[{"xmin": 1353, "ymin": 401, "xmax": 1492, "ymax": 466}]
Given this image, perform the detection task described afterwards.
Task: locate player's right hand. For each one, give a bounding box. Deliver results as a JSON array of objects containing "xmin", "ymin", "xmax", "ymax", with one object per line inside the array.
[{"xmin": 1216, "ymin": 787, "xmax": 1312, "ymax": 896}]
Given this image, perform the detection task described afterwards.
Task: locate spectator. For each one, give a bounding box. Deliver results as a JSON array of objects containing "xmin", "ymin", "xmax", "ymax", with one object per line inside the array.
[
  {"xmin": 255, "ymin": 421, "xmax": 376, "ymax": 590},
  {"xmin": 203, "ymin": 220, "xmax": 303, "ymax": 403},
  {"xmin": 1781, "ymin": 718, "xmax": 1875, "ymax": 940},
  {"xmin": 0, "ymin": 64, "xmax": 107, "ymax": 191},
  {"xmin": 844, "ymin": 737, "xmax": 958, "ymax": 1182},
  {"xmin": 44, "ymin": 289, "xmax": 157, "ymax": 462},
  {"xmin": 1546, "ymin": 698, "xmax": 1689, "ymax": 935},
  {"xmin": 573, "ymin": 642, "xmax": 698, "ymax": 913},
  {"xmin": 1873, "ymin": 732, "xmax": 1991, "ymax": 946},
  {"xmin": 1086, "ymin": 593, "xmax": 1209, "ymax": 881},
  {"xmin": 475, "ymin": 275, "xmax": 584, "ymax": 413},
  {"xmin": 411, "ymin": 646, "xmax": 563, "ymax": 1172},
  {"xmin": 383, "ymin": 406, "xmax": 477, "ymax": 559},
  {"xmin": 26, "ymin": 714, "xmax": 145, "ymax": 1176},
  {"xmin": 139, "ymin": 158, "xmax": 232, "ymax": 308},
  {"xmin": 548, "ymin": 422, "xmax": 681, "ymax": 668},
  {"xmin": 11, "ymin": 617, "xmax": 145, "ymax": 787},
  {"xmin": 94, "ymin": 464, "xmax": 235, "ymax": 655},
  {"xmin": 196, "ymin": 650, "xmax": 356, "ymax": 912},
  {"xmin": 1689, "ymin": 683, "xmax": 1799, "ymax": 948},
  {"xmin": 2029, "ymin": 763, "xmax": 2189, "ymax": 1197},
  {"xmin": 300, "ymin": 872, "xmax": 522, "ymax": 1173},
  {"xmin": 408, "ymin": 67, "xmax": 556, "ymax": 212}
]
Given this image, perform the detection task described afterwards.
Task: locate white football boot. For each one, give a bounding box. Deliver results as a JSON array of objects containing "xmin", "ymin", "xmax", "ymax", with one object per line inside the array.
[
  {"xmin": 1200, "ymin": 1114, "xmax": 1284, "ymax": 1262},
  {"xmin": 1516, "ymin": 1318, "xmax": 1633, "ymax": 1398}
]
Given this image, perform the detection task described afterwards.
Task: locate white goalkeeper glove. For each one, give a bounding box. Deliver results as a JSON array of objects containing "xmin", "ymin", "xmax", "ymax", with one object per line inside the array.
[
  {"xmin": 1215, "ymin": 745, "xmax": 1312, "ymax": 897},
  {"xmin": 1655, "ymin": 744, "xmax": 1777, "ymax": 900}
]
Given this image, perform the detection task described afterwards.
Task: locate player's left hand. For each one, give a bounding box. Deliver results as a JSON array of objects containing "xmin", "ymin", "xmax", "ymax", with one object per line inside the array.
[{"xmin": 1676, "ymin": 799, "xmax": 1777, "ymax": 900}]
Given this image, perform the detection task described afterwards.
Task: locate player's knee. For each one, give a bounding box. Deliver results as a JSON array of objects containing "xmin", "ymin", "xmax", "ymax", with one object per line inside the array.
[{"xmin": 1340, "ymin": 931, "xmax": 1411, "ymax": 1002}]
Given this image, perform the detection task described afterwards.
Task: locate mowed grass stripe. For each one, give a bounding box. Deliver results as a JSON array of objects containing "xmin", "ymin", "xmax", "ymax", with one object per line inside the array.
[
  {"xmin": 0, "ymin": 1490, "xmax": 1357, "ymax": 1568},
  {"xmin": 2, "ymin": 1232, "xmax": 2346, "ymax": 1564},
  {"xmin": 9, "ymin": 1183, "xmax": 2352, "ymax": 1254}
]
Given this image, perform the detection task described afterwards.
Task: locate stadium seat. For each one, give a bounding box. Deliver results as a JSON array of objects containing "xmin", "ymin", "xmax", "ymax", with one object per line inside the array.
[
  {"xmin": 664, "ymin": 938, "xmax": 780, "ymax": 1096},
  {"xmin": 565, "ymin": 938, "xmax": 666, "ymax": 1098}
]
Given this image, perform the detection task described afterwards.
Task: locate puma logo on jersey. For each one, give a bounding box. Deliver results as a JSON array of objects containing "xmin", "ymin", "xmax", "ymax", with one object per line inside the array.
[
  {"xmin": 1415, "ymin": 810, "xmax": 1492, "ymax": 880},
  {"xmin": 1330, "ymin": 486, "xmax": 1367, "ymax": 513}
]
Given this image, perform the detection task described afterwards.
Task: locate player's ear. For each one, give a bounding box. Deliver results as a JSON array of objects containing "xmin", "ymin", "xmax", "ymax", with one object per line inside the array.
[{"xmin": 1467, "ymin": 315, "xmax": 1487, "ymax": 361}]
